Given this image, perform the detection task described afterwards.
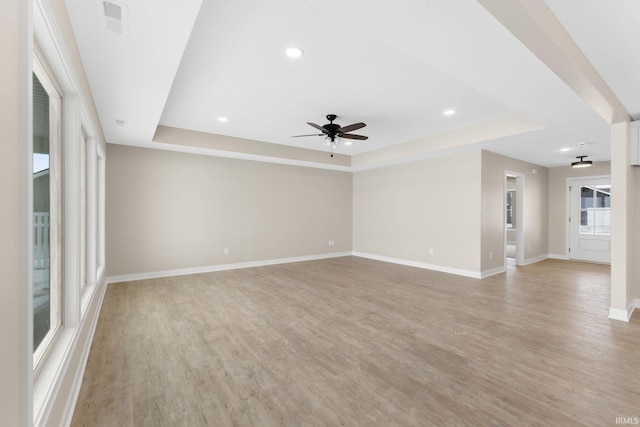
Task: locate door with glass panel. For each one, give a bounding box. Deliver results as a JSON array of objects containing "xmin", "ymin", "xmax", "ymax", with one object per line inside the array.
[{"xmin": 569, "ymin": 178, "xmax": 611, "ymax": 263}]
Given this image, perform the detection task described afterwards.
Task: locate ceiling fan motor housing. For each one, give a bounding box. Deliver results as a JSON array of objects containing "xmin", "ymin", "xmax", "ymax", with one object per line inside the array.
[{"xmin": 324, "ymin": 123, "xmax": 341, "ymax": 135}]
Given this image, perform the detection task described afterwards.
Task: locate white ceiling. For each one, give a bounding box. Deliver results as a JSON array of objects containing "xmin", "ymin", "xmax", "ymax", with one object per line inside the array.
[{"xmin": 64, "ymin": 0, "xmax": 639, "ymax": 169}]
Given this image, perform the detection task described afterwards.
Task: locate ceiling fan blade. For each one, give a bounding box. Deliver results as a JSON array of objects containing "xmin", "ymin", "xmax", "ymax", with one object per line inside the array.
[
  {"xmin": 307, "ymin": 122, "xmax": 329, "ymax": 134},
  {"xmin": 341, "ymin": 133, "xmax": 368, "ymax": 140},
  {"xmin": 338, "ymin": 122, "xmax": 366, "ymax": 133},
  {"xmin": 291, "ymin": 133, "xmax": 323, "ymax": 138}
]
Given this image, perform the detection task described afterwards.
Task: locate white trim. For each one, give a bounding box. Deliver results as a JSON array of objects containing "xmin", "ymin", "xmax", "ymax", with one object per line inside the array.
[
  {"xmin": 481, "ymin": 266, "xmax": 506, "ymax": 278},
  {"xmin": 64, "ymin": 94, "xmax": 81, "ymax": 327},
  {"xmin": 84, "ymin": 136, "xmax": 97, "ymax": 297},
  {"xmin": 142, "ymin": 141, "xmax": 353, "ymax": 173},
  {"xmin": 504, "ymin": 171, "xmax": 525, "ymax": 267},
  {"xmin": 96, "ymin": 144, "xmax": 105, "ymax": 276},
  {"xmin": 106, "ymin": 252, "xmax": 352, "ymax": 284},
  {"xmin": 60, "ymin": 278, "xmax": 108, "ymax": 427},
  {"xmin": 608, "ymin": 299, "xmax": 639, "ymax": 322},
  {"xmin": 352, "ymin": 252, "xmax": 482, "ymax": 279},
  {"xmin": 32, "ymin": 46, "xmax": 64, "ymax": 371},
  {"xmin": 608, "ymin": 307, "xmax": 629, "ymax": 322},
  {"xmin": 521, "ymin": 254, "xmax": 548, "ymax": 266},
  {"xmin": 548, "ymin": 253, "xmax": 570, "ymax": 260},
  {"xmin": 33, "ymin": 0, "xmax": 88, "ymax": 111}
]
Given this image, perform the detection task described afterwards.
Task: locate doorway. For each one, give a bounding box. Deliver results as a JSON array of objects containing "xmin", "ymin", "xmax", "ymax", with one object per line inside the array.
[
  {"xmin": 505, "ymin": 172, "xmax": 524, "ymax": 267},
  {"xmin": 568, "ymin": 177, "xmax": 611, "ymax": 263}
]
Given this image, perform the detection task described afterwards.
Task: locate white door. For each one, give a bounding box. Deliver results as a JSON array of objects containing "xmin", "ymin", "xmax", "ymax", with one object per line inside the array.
[{"xmin": 569, "ymin": 178, "xmax": 611, "ymax": 263}]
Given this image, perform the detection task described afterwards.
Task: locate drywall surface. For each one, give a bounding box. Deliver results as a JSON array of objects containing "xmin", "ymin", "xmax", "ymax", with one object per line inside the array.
[
  {"xmin": 0, "ymin": 0, "xmax": 27, "ymax": 424},
  {"xmin": 481, "ymin": 150, "xmax": 548, "ymax": 270},
  {"xmin": 353, "ymin": 150, "xmax": 482, "ymax": 274},
  {"xmin": 106, "ymin": 144, "xmax": 353, "ymax": 276}
]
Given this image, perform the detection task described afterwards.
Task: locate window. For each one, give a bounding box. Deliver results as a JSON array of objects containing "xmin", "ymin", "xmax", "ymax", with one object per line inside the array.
[
  {"xmin": 579, "ymin": 185, "xmax": 611, "ymax": 235},
  {"xmin": 506, "ymin": 190, "xmax": 516, "ymax": 229},
  {"xmin": 33, "ymin": 50, "xmax": 63, "ymax": 371},
  {"xmin": 96, "ymin": 143, "xmax": 106, "ymax": 280},
  {"xmin": 80, "ymin": 131, "xmax": 87, "ymax": 288}
]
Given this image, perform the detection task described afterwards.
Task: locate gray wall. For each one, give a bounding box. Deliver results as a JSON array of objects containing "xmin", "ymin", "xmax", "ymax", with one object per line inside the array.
[
  {"xmin": 481, "ymin": 150, "xmax": 548, "ymax": 271},
  {"xmin": 353, "ymin": 150, "xmax": 482, "ymax": 273},
  {"xmin": 106, "ymin": 144, "xmax": 353, "ymax": 276},
  {"xmin": 547, "ymin": 161, "xmax": 611, "ymax": 257},
  {"xmin": 634, "ymin": 171, "xmax": 640, "ymax": 302},
  {"xmin": 1, "ymin": 0, "xmax": 25, "ymax": 423}
]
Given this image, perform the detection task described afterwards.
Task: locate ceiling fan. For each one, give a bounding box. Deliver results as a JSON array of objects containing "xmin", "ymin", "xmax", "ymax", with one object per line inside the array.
[{"xmin": 292, "ymin": 114, "xmax": 368, "ymax": 154}]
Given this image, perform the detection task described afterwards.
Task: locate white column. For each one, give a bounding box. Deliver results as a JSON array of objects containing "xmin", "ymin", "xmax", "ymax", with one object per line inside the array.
[{"xmin": 610, "ymin": 122, "xmax": 633, "ymax": 321}]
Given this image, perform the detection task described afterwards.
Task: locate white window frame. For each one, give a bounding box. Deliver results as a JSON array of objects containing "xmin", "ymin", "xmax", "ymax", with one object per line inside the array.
[
  {"xmin": 578, "ymin": 184, "xmax": 611, "ymax": 236},
  {"xmin": 30, "ymin": 1, "xmax": 107, "ymax": 425},
  {"xmin": 505, "ymin": 189, "xmax": 516, "ymax": 230},
  {"xmin": 80, "ymin": 130, "xmax": 87, "ymax": 289},
  {"xmin": 32, "ymin": 47, "xmax": 63, "ymax": 374},
  {"xmin": 96, "ymin": 142, "xmax": 106, "ymax": 281}
]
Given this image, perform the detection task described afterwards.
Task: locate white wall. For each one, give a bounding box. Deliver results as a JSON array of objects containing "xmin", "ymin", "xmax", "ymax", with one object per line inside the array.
[
  {"xmin": 481, "ymin": 150, "xmax": 548, "ymax": 270},
  {"xmin": 353, "ymin": 150, "xmax": 482, "ymax": 275},
  {"xmin": 106, "ymin": 144, "xmax": 353, "ymax": 277}
]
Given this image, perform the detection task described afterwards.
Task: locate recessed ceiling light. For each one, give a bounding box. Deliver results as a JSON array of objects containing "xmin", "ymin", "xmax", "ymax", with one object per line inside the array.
[
  {"xmin": 560, "ymin": 147, "xmax": 570, "ymax": 152},
  {"xmin": 443, "ymin": 109, "xmax": 455, "ymax": 116},
  {"xmin": 217, "ymin": 117, "xmax": 228, "ymax": 122},
  {"xmin": 285, "ymin": 47, "xmax": 304, "ymax": 58}
]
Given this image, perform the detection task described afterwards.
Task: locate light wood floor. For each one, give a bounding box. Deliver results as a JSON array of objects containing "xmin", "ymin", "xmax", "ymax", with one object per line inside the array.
[{"xmin": 71, "ymin": 257, "xmax": 640, "ymax": 426}]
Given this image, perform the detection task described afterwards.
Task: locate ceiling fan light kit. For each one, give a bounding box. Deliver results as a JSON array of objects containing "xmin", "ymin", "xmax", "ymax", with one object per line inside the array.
[{"xmin": 292, "ymin": 114, "xmax": 368, "ymax": 157}]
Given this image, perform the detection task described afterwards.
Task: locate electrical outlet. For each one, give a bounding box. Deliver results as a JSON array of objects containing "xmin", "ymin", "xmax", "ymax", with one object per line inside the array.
[
  {"xmin": 328, "ymin": 240, "xmax": 335, "ymax": 246},
  {"xmin": 224, "ymin": 248, "xmax": 229, "ymax": 255},
  {"xmin": 428, "ymin": 248, "xmax": 434, "ymax": 255},
  {"xmin": 489, "ymin": 251, "xmax": 493, "ymax": 259}
]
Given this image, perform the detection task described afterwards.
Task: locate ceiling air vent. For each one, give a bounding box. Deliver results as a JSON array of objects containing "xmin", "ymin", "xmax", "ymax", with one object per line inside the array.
[{"xmin": 102, "ymin": 1, "xmax": 127, "ymax": 35}]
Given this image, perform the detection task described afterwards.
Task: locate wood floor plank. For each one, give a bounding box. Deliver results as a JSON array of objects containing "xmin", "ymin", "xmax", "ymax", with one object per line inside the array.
[{"xmin": 71, "ymin": 257, "xmax": 640, "ymax": 426}]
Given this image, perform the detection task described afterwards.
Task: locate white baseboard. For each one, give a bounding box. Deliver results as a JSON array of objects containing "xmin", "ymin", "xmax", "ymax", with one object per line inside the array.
[
  {"xmin": 609, "ymin": 307, "xmax": 631, "ymax": 322},
  {"xmin": 106, "ymin": 252, "xmax": 352, "ymax": 284},
  {"xmin": 352, "ymin": 252, "xmax": 482, "ymax": 278},
  {"xmin": 60, "ymin": 277, "xmax": 109, "ymax": 426},
  {"xmin": 481, "ymin": 266, "xmax": 506, "ymax": 278},
  {"xmin": 521, "ymin": 254, "xmax": 549, "ymax": 266},
  {"xmin": 548, "ymin": 253, "xmax": 569, "ymax": 260},
  {"xmin": 608, "ymin": 299, "xmax": 640, "ymax": 322}
]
